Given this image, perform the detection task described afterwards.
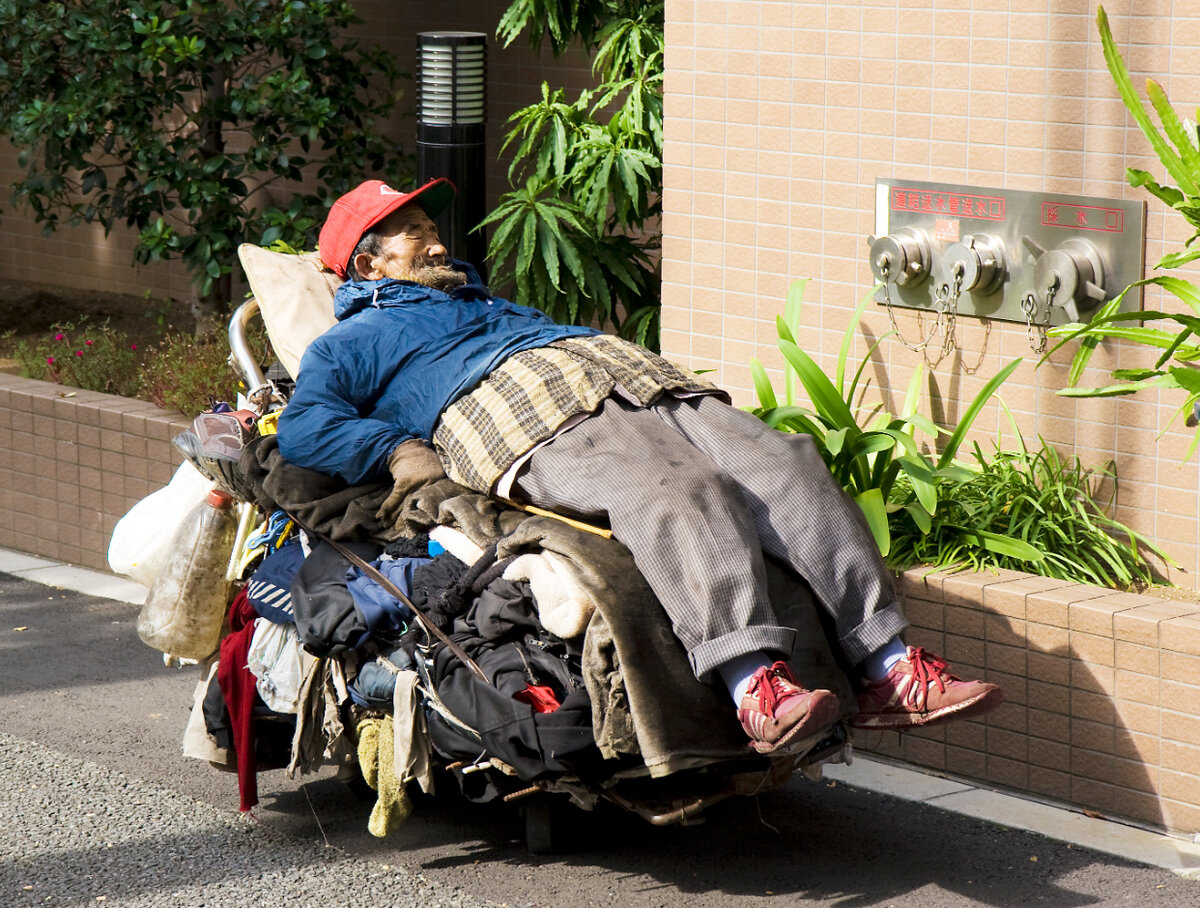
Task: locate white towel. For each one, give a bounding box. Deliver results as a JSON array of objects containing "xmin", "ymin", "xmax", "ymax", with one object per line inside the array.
[{"xmin": 503, "ymin": 549, "xmax": 598, "ymax": 640}]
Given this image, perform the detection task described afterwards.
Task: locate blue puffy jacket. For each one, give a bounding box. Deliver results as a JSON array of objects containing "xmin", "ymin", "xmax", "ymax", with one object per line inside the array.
[{"xmin": 276, "ymin": 264, "xmax": 598, "ymax": 484}]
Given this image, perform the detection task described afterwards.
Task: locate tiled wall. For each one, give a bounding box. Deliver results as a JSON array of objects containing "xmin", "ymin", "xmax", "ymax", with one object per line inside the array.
[
  {"xmin": 879, "ymin": 566, "xmax": 1200, "ymax": 835},
  {"xmin": 0, "ymin": 375, "xmax": 190, "ymax": 572},
  {"xmin": 0, "ymin": 148, "xmax": 197, "ymax": 303},
  {"xmin": 661, "ymin": 0, "xmax": 1200, "ymax": 588}
]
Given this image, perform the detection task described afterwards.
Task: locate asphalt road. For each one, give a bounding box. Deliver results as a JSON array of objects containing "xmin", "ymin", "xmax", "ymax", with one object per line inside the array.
[{"xmin": 3, "ymin": 569, "xmax": 1200, "ymax": 908}]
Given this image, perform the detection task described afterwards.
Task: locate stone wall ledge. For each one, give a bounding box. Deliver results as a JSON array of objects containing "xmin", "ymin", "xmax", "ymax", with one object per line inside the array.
[
  {"xmin": 0, "ymin": 373, "xmax": 189, "ymax": 572},
  {"xmin": 884, "ymin": 565, "xmax": 1200, "ymax": 837},
  {"xmin": 3, "ymin": 372, "xmax": 1199, "ymax": 834}
]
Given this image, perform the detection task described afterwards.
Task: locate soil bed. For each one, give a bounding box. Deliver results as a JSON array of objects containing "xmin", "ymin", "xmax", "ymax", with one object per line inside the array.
[{"xmin": 0, "ymin": 279, "xmax": 195, "ymax": 356}]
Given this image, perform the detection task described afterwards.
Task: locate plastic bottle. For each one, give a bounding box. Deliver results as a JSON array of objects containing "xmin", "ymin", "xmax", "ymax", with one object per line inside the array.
[{"xmin": 137, "ymin": 489, "xmax": 238, "ymax": 660}]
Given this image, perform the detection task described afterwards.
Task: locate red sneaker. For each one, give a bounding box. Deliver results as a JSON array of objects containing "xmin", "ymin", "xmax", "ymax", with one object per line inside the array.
[
  {"xmin": 738, "ymin": 661, "xmax": 841, "ymax": 754},
  {"xmin": 852, "ymin": 646, "xmax": 1002, "ymax": 730}
]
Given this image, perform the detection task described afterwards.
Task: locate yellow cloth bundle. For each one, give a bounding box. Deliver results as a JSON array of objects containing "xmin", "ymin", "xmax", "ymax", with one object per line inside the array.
[{"xmin": 356, "ymin": 717, "xmax": 413, "ymax": 837}]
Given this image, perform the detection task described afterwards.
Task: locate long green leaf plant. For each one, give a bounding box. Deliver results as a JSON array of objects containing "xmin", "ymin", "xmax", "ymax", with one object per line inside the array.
[
  {"xmin": 889, "ymin": 404, "xmax": 1175, "ymax": 588},
  {"xmin": 483, "ymin": 0, "xmax": 664, "ymax": 347},
  {"xmin": 1046, "ymin": 6, "xmax": 1200, "ymax": 457},
  {"xmin": 748, "ymin": 279, "xmax": 1027, "ymax": 562}
]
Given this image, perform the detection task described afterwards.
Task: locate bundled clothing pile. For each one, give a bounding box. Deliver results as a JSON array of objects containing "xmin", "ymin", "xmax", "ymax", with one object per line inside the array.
[{"xmin": 138, "ymin": 429, "xmax": 850, "ymax": 835}]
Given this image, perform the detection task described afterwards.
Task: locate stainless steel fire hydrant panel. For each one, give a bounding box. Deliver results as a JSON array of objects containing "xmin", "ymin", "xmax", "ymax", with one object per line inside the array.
[{"xmin": 868, "ymin": 178, "xmax": 1146, "ymax": 327}]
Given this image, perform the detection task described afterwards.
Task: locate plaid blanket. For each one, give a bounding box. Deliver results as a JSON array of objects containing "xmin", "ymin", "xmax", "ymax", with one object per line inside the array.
[{"xmin": 434, "ymin": 334, "xmax": 724, "ymax": 492}]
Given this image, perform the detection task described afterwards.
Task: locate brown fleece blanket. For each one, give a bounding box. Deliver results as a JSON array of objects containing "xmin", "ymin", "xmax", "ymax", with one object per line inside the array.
[{"xmin": 238, "ymin": 434, "xmax": 393, "ymax": 542}]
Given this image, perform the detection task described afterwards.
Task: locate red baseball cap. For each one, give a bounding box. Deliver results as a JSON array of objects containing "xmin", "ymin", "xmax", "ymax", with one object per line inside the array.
[{"xmin": 318, "ymin": 178, "xmax": 457, "ymax": 279}]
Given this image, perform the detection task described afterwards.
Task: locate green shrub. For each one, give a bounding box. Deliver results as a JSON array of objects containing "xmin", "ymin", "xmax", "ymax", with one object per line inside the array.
[
  {"xmin": 748, "ymin": 279, "xmax": 1029, "ymax": 561},
  {"xmin": 14, "ymin": 316, "xmax": 274, "ymax": 417},
  {"xmin": 138, "ymin": 319, "xmax": 273, "ymax": 417},
  {"xmin": 13, "ymin": 321, "xmax": 144, "ymax": 398},
  {"xmin": 1050, "ymin": 7, "xmax": 1200, "ymax": 452},
  {"xmin": 746, "ymin": 278, "xmax": 1171, "ymax": 587},
  {"xmin": 0, "ymin": 0, "xmax": 411, "ymax": 313},
  {"xmin": 889, "ymin": 433, "xmax": 1174, "ymax": 588},
  {"xmin": 485, "ymin": 0, "xmax": 663, "ymax": 346}
]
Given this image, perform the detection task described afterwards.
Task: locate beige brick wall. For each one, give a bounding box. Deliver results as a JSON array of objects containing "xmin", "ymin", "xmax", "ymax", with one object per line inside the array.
[
  {"xmin": 0, "ymin": 375, "xmax": 190, "ymax": 572},
  {"xmin": 661, "ymin": 0, "xmax": 1200, "ymax": 589},
  {"xmin": 883, "ymin": 566, "xmax": 1200, "ymax": 835},
  {"xmin": 0, "ymin": 140, "xmax": 197, "ymax": 303}
]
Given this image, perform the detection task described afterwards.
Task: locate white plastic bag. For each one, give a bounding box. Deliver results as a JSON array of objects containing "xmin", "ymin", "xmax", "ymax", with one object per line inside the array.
[
  {"xmin": 108, "ymin": 460, "xmax": 215, "ymax": 587},
  {"xmin": 246, "ymin": 619, "xmax": 316, "ymax": 714}
]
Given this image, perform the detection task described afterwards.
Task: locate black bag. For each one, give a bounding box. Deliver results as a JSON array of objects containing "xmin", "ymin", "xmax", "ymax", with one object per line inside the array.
[{"xmin": 425, "ymin": 627, "xmax": 608, "ymax": 794}]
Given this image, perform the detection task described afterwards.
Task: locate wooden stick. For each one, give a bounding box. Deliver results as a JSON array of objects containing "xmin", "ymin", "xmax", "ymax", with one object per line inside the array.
[{"xmin": 499, "ymin": 498, "xmax": 613, "ymax": 539}]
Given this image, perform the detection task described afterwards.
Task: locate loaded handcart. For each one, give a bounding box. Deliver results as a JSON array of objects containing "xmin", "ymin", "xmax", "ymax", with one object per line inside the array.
[{"xmin": 109, "ymin": 244, "xmax": 857, "ymax": 852}]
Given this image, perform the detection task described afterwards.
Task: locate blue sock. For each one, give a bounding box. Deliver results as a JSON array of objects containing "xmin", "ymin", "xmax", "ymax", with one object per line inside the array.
[
  {"xmin": 717, "ymin": 651, "xmax": 775, "ymax": 705},
  {"xmin": 862, "ymin": 637, "xmax": 909, "ymax": 680}
]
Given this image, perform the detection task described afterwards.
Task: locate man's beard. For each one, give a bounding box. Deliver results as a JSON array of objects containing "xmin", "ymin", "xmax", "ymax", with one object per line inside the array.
[
  {"xmin": 386, "ymin": 255, "xmax": 467, "ymax": 292},
  {"xmin": 407, "ymin": 263, "xmax": 467, "ymax": 292}
]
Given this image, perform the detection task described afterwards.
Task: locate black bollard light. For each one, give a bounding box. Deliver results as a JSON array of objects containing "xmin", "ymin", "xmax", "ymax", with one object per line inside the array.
[{"xmin": 416, "ymin": 31, "xmax": 487, "ymax": 274}]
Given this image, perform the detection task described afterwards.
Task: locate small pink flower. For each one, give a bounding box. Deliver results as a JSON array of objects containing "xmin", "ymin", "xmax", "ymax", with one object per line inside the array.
[
  {"xmin": 85, "ymin": 339, "xmax": 94, "ymax": 346},
  {"xmin": 75, "ymin": 350, "xmax": 84, "ymax": 357},
  {"xmin": 130, "ymin": 344, "xmax": 138, "ymax": 351},
  {"xmin": 46, "ymin": 356, "xmax": 54, "ymax": 365},
  {"xmin": 54, "ymin": 333, "xmax": 65, "ymax": 341}
]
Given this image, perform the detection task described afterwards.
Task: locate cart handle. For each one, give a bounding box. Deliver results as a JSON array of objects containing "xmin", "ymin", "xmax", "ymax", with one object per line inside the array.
[{"xmin": 227, "ymin": 297, "xmax": 281, "ymax": 415}]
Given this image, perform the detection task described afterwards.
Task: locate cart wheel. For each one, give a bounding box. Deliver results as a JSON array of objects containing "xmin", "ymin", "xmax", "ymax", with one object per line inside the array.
[{"xmin": 523, "ymin": 795, "xmax": 561, "ymax": 855}]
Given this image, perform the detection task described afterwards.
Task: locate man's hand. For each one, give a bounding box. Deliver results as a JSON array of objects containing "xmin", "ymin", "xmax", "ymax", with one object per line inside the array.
[{"xmin": 376, "ymin": 440, "xmax": 447, "ymax": 526}]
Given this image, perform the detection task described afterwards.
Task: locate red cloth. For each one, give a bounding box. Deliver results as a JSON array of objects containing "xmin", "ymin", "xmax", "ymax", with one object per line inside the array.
[
  {"xmin": 514, "ymin": 683, "xmax": 561, "ymax": 714},
  {"xmin": 217, "ymin": 588, "xmax": 260, "ymax": 812}
]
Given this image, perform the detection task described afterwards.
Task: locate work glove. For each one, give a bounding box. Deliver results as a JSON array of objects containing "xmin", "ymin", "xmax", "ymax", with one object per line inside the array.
[{"xmin": 375, "ymin": 440, "xmax": 446, "ymax": 528}]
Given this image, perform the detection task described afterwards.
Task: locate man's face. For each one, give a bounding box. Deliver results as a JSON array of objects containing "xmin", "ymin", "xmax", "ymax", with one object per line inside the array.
[{"xmin": 357, "ymin": 204, "xmax": 466, "ymax": 291}]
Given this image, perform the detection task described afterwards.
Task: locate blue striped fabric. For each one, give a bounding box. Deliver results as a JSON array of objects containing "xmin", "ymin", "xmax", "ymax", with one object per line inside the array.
[{"xmin": 246, "ymin": 542, "xmax": 305, "ymax": 624}]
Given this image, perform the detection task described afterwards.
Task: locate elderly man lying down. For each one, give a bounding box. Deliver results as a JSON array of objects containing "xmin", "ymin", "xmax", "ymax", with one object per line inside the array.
[{"xmin": 275, "ymin": 178, "xmax": 1002, "ymax": 756}]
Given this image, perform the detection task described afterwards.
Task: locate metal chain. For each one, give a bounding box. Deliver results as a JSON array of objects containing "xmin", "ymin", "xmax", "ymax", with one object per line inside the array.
[
  {"xmin": 1022, "ymin": 292, "xmax": 1045, "ymax": 354},
  {"xmin": 1042, "ymin": 284, "xmax": 1055, "ymax": 348},
  {"xmin": 937, "ymin": 263, "xmax": 964, "ymax": 359},
  {"xmin": 916, "ymin": 263, "xmax": 962, "ymax": 365},
  {"xmin": 876, "ymin": 258, "xmax": 969, "ymax": 360},
  {"xmin": 1022, "ymin": 285, "xmax": 1056, "ymax": 354},
  {"xmin": 880, "ymin": 257, "xmax": 941, "ymax": 354}
]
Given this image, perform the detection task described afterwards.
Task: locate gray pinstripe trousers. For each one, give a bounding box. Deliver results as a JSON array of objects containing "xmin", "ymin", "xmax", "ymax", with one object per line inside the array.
[{"xmin": 515, "ymin": 394, "xmax": 909, "ymax": 682}]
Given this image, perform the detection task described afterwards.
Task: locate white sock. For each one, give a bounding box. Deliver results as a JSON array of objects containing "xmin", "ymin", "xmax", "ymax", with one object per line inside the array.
[
  {"xmin": 862, "ymin": 637, "xmax": 909, "ymax": 680},
  {"xmin": 716, "ymin": 651, "xmax": 775, "ymax": 705}
]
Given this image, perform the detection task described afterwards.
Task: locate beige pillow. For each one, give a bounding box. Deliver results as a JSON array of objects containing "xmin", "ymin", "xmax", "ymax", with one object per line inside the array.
[{"xmin": 237, "ymin": 244, "xmax": 341, "ymax": 378}]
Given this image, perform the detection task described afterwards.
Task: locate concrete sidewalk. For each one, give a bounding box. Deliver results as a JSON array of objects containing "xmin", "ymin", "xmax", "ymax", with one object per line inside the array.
[{"xmin": 2, "ymin": 542, "xmax": 1200, "ymax": 902}]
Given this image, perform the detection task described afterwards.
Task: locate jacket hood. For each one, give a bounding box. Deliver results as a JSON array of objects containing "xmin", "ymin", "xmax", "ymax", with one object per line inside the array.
[{"xmin": 333, "ymin": 260, "xmax": 486, "ymax": 320}]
